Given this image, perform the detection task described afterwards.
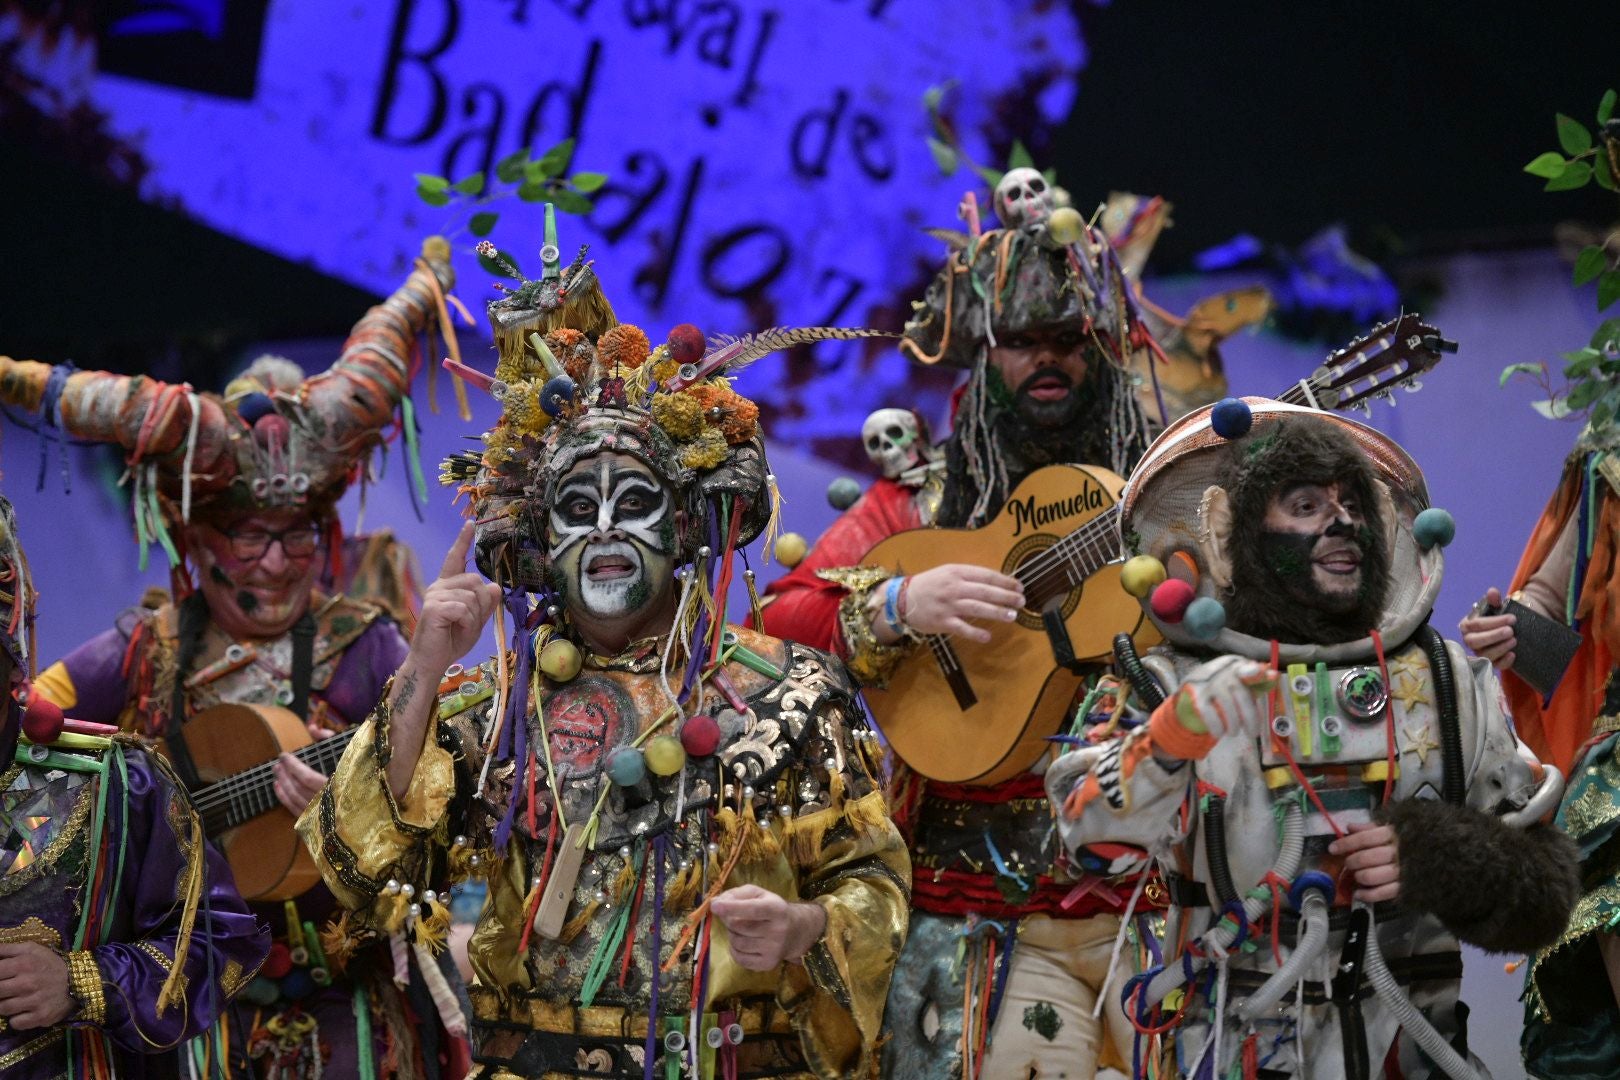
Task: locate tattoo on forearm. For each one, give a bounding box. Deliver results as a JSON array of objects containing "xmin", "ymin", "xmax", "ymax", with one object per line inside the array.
[{"xmin": 395, "ymin": 673, "xmax": 420, "ymax": 713}]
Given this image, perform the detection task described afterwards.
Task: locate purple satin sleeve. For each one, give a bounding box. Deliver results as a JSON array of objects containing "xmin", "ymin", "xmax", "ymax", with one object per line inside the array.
[
  {"xmin": 56, "ymin": 611, "xmax": 143, "ymax": 724},
  {"xmin": 90, "ymin": 748, "xmax": 270, "ymax": 1053},
  {"xmin": 320, "ymin": 617, "xmax": 409, "ymax": 726}
]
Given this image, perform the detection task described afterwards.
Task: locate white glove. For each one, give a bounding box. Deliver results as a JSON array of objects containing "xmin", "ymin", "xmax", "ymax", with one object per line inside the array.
[{"xmin": 1158, "ymin": 655, "xmax": 1276, "ymax": 742}]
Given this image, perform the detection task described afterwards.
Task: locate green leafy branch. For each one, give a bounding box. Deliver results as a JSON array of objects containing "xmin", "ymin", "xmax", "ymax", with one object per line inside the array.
[
  {"xmin": 413, "ymin": 138, "xmax": 607, "ymax": 278},
  {"xmin": 1505, "ymin": 90, "xmax": 1620, "ymax": 424},
  {"xmin": 922, "ymin": 81, "xmax": 1054, "ymax": 192},
  {"xmin": 1501, "ymin": 317, "xmax": 1620, "ymax": 425},
  {"xmin": 1523, "ymin": 90, "xmax": 1620, "ymax": 312}
]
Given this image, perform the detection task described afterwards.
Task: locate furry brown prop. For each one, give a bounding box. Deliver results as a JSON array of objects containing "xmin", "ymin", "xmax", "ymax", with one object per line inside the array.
[
  {"xmin": 1380, "ymin": 798, "xmax": 1579, "ymax": 954},
  {"xmin": 1222, "ymin": 417, "xmax": 1391, "ymax": 644}
]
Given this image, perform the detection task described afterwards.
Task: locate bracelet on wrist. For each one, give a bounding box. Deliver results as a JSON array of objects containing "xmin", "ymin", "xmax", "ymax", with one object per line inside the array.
[{"xmin": 881, "ymin": 576, "xmax": 907, "ymax": 638}]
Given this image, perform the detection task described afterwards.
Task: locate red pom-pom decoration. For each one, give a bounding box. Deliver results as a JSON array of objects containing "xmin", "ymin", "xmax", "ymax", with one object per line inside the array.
[
  {"xmin": 261, "ymin": 942, "xmax": 294, "ymax": 979},
  {"xmin": 21, "ymin": 690, "xmax": 63, "ymax": 745},
  {"xmin": 254, "ymin": 411, "xmax": 291, "ymax": 448},
  {"xmin": 1149, "ymin": 579, "xmax": 1196, "ymax": 624},
  {"xmin": 666, "ymin": 323, "xmax": 706, "ymax": 364},
  {"xmin": 680, "ymin": 714, "xmax": 721, "ymax": 757}
]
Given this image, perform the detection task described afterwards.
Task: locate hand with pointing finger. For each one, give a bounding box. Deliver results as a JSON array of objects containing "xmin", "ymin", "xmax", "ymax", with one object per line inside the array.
[
  {"xmin": 408, "ymin": 521, "xmax": 504, "ymax": 682},
  {"xmin": 384, "ymin": 522, "xmax": 504, "ymax": 800}
]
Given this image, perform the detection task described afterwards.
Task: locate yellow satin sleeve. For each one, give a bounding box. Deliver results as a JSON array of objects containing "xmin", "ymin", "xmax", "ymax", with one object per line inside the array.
[{"xmin": 295, "ymin": 705, "xmax": 457, "ymax": 913}]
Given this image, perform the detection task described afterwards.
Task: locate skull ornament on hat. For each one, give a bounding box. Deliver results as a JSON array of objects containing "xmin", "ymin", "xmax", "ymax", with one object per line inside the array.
[
  {"xmin": 1118, "ymin": 397, "xmax": 1450, "ymax": 664},
  {"xmin": 993, "ymin": 167, "xmax": 1058, "ymax": 230}
]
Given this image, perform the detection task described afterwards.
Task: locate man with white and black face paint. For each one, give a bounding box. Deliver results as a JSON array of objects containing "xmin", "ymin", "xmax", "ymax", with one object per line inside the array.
[
  {"xmin": 547, "ymin": 453, "xmax": 677, "ymax": 629},
  {"xmin": 303, "ymin": 310, "xmax": 908, "ymax": 1079}
]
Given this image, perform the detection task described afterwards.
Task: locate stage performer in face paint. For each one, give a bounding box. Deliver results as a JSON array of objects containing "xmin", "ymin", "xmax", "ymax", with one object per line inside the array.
[
  {"xmin": 1048, "ymin": 399, "xmax": 1579, "ymax": 1078},
  {"xmin": 760, "ymin": 176, "xmax": 1175, "ymax": 1078},
  {"xmin": 0, "ymin": 489, "xmax": 269, "ymax": 1078},
  {"xmin": 0, "ymin": 240, "xmax": 471, "ymax": 1078},
  {"xmin": 1458, "ymin": 407, "xmax": 1620, "ymax": 1077},
  {"xmin": 297, "ymin": 224, "xmax": 908, "ymax": 1079}
]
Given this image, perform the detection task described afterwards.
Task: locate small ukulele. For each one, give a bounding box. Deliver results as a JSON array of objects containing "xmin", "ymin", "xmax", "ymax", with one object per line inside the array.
[
  {"xmin": 177, "ymin": 703, "xmax": 356, "ymax": 900},
  {"xmin": 864, "ymin": 314, "xmax": 1455, "ymax": 785}
]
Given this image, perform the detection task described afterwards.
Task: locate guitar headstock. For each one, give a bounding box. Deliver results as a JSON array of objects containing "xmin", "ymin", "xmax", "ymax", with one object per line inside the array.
[{"xmin": 1291, "ymin": 313, "xmax": 1458, "ymax": 415}]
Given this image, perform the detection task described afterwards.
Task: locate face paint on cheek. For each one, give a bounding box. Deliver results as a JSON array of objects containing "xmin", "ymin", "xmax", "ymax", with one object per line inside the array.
[{"xmin": 1259, "ymin": 530, "xmax": 1317, "ymax": 579}]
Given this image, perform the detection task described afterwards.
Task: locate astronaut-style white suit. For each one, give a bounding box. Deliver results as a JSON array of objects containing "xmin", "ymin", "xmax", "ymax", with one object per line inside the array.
[{"xmin": 1047, "ymin": 400, "xmax": 1577, "ymax": 1080}]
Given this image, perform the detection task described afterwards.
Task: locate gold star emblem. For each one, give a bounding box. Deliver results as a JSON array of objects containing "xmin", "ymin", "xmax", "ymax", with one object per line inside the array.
[
  {"xmin": 1391, "ymin": 649, "xmax": 1429, "ymax": 682},
  {"xmin": 1392, "ymin": 671, "xmax": 1430, "ymax": 713},
  {"xmin": 1401, "ymin": 720, "xmax": 1439, "ymax": 767}
]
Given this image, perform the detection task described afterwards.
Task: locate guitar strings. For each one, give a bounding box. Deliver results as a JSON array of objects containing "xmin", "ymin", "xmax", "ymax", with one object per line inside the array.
[
  {"xmin": 192, "ymin": 728, "xmax": 359, "ymax": 817},
  {"xmin": 192, "ymin": 738, "xmax": 352, "ymax": 816}
]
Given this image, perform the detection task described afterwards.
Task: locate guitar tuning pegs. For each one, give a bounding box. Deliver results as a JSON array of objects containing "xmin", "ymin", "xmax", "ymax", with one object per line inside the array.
[{"xmin": 1402, "ymin": 380, "xmax": 1423, "ymax": 393}]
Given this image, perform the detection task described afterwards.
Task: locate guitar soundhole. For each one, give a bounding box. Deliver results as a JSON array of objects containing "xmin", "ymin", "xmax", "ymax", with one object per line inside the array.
[{"xmin": 1006, "ymin": 534, "xmax": 1081, "ymax": 629}]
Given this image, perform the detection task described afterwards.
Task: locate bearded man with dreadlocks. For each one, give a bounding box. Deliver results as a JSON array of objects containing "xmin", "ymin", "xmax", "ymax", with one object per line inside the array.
[
  {"xmin": 0, "ymin": 241, "xmax": 470, "ymax": 1077},
  {"xmin": 0, "ymin": 490, "xmax": 268, "ymax": 1077},
  {"xmin": 1046, "ymin": 400, "xmax": 1580, "ymax": 1078},
  {"xmin": 760, "ymin": 186, "xmax": 1161, "ymax": 1078},
  {"xmin": 298, "ymin": 221, "xmax": 908, "ymax": 1079}
]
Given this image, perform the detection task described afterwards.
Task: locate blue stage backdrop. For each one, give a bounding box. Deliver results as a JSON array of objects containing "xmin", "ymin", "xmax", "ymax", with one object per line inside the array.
[{"xmin": 10, "ymin": 0, "xmax": 1092, "ymax": 455}]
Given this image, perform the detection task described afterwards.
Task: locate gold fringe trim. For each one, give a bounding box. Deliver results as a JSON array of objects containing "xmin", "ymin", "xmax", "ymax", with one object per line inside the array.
[
  {"xmin": 156, "ymin": 806, "xmax": 204, "ymax": 1016},
  {"xmin": 663, "ymin": 860, "xmax": 702, "ymax": 914},
  {"xmin": 321, "ymin": 911, "xmax": 367, "ymax": 972},
  {"xmin": 559, "ymin": 898, "xmax": 601, "ymax": 944},
  {"xmin": 415, "ymin": 895, "xmax": 452, "ymax": 955}
]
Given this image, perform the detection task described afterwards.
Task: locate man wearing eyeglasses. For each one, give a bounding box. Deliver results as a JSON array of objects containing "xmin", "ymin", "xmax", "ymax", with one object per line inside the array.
[
  {"xmin": 5, "ymin": 244, "xmax": 468, "ymax": 1078},
  {"xmin": 37, "ymin": 500, "xmax": 407, "ymax": 818}
]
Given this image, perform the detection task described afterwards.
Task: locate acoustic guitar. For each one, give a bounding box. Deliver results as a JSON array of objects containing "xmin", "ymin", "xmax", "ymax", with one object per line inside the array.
[
  {"xmin": 864, "ymin": 314, "xmax": 1455, "ymax": 785},
  {"xmin": 177, "ymin": 703, "xmax": 357, "ymax": 900}
]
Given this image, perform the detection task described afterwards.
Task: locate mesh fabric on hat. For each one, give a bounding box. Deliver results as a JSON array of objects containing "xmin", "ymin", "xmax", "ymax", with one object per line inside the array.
[{"xmin": 1121, "ymin": 398, "xmax": 1441, "ymax": 661}]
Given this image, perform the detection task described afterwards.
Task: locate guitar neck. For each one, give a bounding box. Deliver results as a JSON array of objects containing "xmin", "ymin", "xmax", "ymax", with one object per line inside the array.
[
  {"xmin": 195, "ymin": 726, "xmax": 359, "ymax": 837},
  {"xmin": 1015, "ymin": 504, "xmax": 1125, "ymax": 597}
]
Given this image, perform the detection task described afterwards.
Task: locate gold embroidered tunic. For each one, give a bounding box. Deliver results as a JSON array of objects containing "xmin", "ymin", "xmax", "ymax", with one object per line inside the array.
[{"xmin": 300, "ymin": 625, "xmax": 908, "ymax": 1079}]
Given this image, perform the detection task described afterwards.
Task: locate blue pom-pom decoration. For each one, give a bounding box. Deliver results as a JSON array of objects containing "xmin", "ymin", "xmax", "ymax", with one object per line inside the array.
[
  {"xmin": 1210, "ymin": 397, "xmax": 1253, "ymax": 440},
  {"xmin": 1183, "ymin": 596, "xmax": 1227, "ymax": 640},
  {"xmin": 605, "ymin": 746, "xmax": 647, "ymax": 787},
  {"xmin": 540, "ymin": 375, "xmax": 578, "ymax": 418},
  {"xmin": 1288, "ymin": 870, "xmax": 1337, "ymax": 912},
  {"xmin": 827, "ymin": 477, "xmax": 862, "ymax": 511},
  {"xmin": 278, "ymin": 969, "xmax": 316, "ymax": 1000},
  {"xmin": 236, "ymin": 391, "xmax": 276, "ymax": 424},
  {"xmin": 1413, "ymin": 507, "xmax": 1456, "ymax": 551}
]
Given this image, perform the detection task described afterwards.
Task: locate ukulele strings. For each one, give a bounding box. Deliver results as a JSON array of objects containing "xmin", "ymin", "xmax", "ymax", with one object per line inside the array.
[{"xmin": 192, "ymin": 728, "xmax": 357, "ymax": 817}]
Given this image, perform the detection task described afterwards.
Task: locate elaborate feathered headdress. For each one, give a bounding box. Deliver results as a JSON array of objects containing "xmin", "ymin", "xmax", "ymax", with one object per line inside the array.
[
  {"xmin": 0, "ymin": 238, "xmax": 458, "ymax": 578},
  {"xmin": 443, "ymin": 214, "xmax": 892, "ymax": 588}
]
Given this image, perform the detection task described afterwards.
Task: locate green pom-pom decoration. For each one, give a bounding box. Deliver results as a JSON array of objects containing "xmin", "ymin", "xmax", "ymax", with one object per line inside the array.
[
  {"xmin": 1183, "ymin": 596, "xmax": 1227, "ymax": 640},
  {"xmin": 1413, "ymin": 508, "xmax": 1455, "ymax": 551},
  {"xmin": 827, "ymin": 477, "xmax": 862, "ymax": 510}
]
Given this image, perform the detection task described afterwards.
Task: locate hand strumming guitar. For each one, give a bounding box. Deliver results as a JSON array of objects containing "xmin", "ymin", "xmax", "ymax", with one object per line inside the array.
[
  {"xmin": 1458, "ymin": 586, "xmax": 1518, "ymax": 670},
  {"xmin": 384, "ymin": 522, "xmax": 503, "ymax": 800},
  {"xmin": 867, "ymin": 564, "xmax": 1025, "ymax": 645}
]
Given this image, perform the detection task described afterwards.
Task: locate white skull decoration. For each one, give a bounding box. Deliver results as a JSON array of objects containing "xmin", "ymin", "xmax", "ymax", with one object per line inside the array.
[
  {"xmin": 994, "ymin": 167, "xmax": 1055, "ymax": 230},
  {"xmin": 862, "ymin": 409, "xmax": 929, "ymax": 480}
]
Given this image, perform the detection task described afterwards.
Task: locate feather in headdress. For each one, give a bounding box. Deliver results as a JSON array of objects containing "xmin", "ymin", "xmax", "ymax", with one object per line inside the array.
[{"xmin": 664, "ymin": 327, "xmax": 897, "ymax": 391}]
